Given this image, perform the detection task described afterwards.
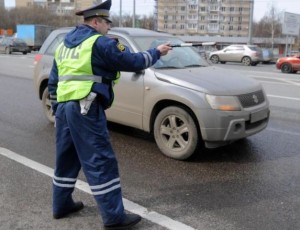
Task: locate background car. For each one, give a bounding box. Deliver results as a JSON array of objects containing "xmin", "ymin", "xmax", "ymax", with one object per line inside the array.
[
  {"xmin": 0, "ymin": 37, "xmax": 30, "ymax": 55},
  {"xmin": 33, "ymin": 27, "xmax": 270, "ymax": 160},
  {"xmin": 261, "ymin": 48, "xmax": 274, "ymax": 64},
  {"xmin": 276, "ymin": 53, "xmax": 300, "ymax": 73},
  {"xmin": 209, "ymin": 44, "xmax": 263, "ymax": 66}
]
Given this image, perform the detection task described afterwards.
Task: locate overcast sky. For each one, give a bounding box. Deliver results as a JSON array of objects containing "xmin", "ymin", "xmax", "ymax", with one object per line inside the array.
[{"xmin": 4, "ymin": 0, "xmax": 300, "ymax": 21}]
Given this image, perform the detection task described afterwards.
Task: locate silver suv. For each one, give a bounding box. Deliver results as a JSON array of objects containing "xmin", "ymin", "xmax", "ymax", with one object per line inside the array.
[
  {"xmin": 209, "ymin": 44, "xmax": 263, "ymax": 66},
  {"xmin": 33, "ymin": 27, "xmax": 270, "ymax": 160}
]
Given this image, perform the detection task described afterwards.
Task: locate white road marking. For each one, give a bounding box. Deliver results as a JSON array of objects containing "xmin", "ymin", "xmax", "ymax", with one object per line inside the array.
[
  {"xmin": 267, "ymin": 94, "xmax": 300, "ymax": 101},
  {"xmin": 248, "ymin": 74, "xmax": 300, "ymax": 86},
  {"xmin": 0, "ymin": 147, "xmax": 196, "ymax": 230}
]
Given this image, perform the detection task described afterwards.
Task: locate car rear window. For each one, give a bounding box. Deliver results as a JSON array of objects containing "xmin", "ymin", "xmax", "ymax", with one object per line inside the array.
[
  {"xmin": 248, "ymin": 46, "xmax": 260, "ymax": 51},
  {"xmin": 45, "ymin": 33, "xmax": 66, "ymax": 55}
]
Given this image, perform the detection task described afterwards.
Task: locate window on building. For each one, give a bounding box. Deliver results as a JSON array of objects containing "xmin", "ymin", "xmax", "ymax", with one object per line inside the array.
[
  {"xmin": 189, "ymin": 5, "xmax": 197, "ymax": 10},
  {"xmin": 229, "ymin": 25, "xmax": 233, "ymax": 30},
  {"xmin": 188, "ymin": 23, "xmax": 197, "ymax": 29},
  {"xmin": 210, "ymin": 5, "xmax": 219, "ymax": 11},
  {"xmin": 208, "ymin": 23, "xmax": 219, "ymax": 30},
  {"xmin": 188, "ymin": 15, "xmax": 198, "ymax": 20},
  {"xmin": 230, "ymin": 7, "xmax": 234, "ymax": 12},
  {"xmin": 199, "ymin": 25, "xmax": 205, "ymax": 30}
]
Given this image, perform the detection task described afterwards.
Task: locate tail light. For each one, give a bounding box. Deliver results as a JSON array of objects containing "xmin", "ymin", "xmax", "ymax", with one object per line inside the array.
[{"xmin": 34, "ymin": 54, "xmax": 43, "ymax": 65}]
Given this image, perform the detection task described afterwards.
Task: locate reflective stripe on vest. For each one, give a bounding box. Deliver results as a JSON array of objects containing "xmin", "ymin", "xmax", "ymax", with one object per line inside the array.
[
  {"xmin": 59, "ymin": 75, "xmax": 104, "ymax": 83},
  {"xmin": 55, "ymin": 35, "xmax": 100, "ymax": 102}
]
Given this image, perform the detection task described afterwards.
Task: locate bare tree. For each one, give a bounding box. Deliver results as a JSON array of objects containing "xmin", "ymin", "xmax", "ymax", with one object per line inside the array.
[{"xmin": 253, "ymin": 4, "xmax": 282, "ymax": 48}]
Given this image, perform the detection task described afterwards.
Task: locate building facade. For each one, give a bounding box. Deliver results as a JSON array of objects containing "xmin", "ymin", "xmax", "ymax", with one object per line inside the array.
[
  {"xmin": 0, "ymin": 0, "xmax": 4, "ymax": 8},
  {"xmin": 154, "ymin": 0, "xmax": 253, "ymax": 37},
  {"xmin": 15, "ymin": 0, "xmax": 101, "ymax": 15}
]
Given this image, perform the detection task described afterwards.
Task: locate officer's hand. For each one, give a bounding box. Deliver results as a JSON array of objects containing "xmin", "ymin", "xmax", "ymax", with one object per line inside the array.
[{"xmin": 157, "ymin": 42, "xmax": 172, "ymax": 56}]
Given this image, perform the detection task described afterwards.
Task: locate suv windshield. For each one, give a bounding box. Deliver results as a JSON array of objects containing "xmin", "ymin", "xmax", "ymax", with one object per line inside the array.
[{"xmin": 133, "ymin": 36, "xmax": 208, "ymax": 69}]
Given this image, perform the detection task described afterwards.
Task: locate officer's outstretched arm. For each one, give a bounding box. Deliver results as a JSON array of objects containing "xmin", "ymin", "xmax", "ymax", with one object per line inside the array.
[{"xmin": 101, "ymin": 38, "xmax": 171, "ymax": 72}]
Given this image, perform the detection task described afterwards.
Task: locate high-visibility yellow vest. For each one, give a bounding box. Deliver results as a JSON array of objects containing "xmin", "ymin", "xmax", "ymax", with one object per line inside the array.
[{"xmin": 55, "ymin": 35, "xmax": 120, "ymax": 103}]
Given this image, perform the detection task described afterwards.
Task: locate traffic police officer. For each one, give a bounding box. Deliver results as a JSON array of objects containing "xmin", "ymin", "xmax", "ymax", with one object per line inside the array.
[{"xmin": 48, "ymin": 0, "xmax": 171, "ymax": 229}]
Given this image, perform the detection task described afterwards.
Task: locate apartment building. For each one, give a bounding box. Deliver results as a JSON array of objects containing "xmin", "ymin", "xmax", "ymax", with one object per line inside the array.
[
  {"xmin": 155, "ymin": 0, "xmax": 253, "ymax": 37},
  {"xmin": 15, "ymin": 0, "xmax": 101, "ymax": 15}
]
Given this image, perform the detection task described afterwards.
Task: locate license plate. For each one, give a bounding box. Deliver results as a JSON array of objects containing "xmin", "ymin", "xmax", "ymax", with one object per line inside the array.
[{"xmin": 250, "ymin": 109, "xmax": 269, "ymax": 123}]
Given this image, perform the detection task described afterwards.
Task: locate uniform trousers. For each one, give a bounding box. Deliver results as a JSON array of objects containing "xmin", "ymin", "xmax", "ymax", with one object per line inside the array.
[{"xmin": 53, "ymin": 100, "xmax": 125, "ymax": 225}]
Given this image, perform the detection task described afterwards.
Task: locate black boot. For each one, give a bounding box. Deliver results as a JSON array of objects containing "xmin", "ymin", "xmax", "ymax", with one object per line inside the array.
[
  {"xmin": 53, "ymin": 201, "xmax": 84, "ymax": 219},
  {"xmin": 104, "ymin": 214, "xmax": 142, "ymax": 229}
]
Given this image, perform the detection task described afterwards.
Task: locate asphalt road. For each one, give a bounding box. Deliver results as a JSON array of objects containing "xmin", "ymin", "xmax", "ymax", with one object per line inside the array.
[{"xmin": 0, "ymin": 53, "xmax": 299, "ymax": 230}]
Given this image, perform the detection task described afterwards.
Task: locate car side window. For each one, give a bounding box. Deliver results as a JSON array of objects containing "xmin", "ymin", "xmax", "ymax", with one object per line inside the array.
[
  {"xmin": 45, "ymin": 33, "xmax": 66, "ymax": 56},
  {"xmin": 226, "ymin": 47, "xmax": 237, "ymax": 52},
  {"xmin": 233, "ymin": 46, "xmax": 244, "ymax": 51}
]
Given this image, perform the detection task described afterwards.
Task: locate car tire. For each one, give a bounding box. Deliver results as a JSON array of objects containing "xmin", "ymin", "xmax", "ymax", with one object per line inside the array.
[
  {"xmin": 210, "ymin": 55, "xmax": 219, "ymax": 64},
  {"xmin": 154, "ymin": 106, "xmax": 199, "ymax": 160},
  {"xmin": 281, "ymin": 63, "xmax": 292, "ymax": 73},
  {"xmin": 251, "ymin": 62, "xmax": 258, "ymax": 66},
  {"xmin": 42, "ymin": 87, "xmax": 55, "ymax": 123},
  {"xmin": 241, "ymin": 56, "xmax": 251, "ymax": 66},
  {"xmin": 22, "ymin": 51, "xmax": 27, "ymax": 55},
  {"xmin": 220, "ymin": 61, "xmax": 226, "ymax": 64}
]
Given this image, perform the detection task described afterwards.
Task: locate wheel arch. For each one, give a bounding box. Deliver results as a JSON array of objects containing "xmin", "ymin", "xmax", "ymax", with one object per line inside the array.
[
  {"xmin": 241, "ymin": 55, "xmax": 252, "ymax": 62},
  {"xmin": 149, "ymin": 100, "xmax": 202, "ymax": 139},
  {"xmin": 281, "ymin": 62, "xmax": 294, "ymax": 73},
  {"xmin": 39, "ymin": 79, "xmax": 49, "ymax": 100},
  {"xmin": 210, "ymin": 54, "xmax": 220, "ymax": 62}
]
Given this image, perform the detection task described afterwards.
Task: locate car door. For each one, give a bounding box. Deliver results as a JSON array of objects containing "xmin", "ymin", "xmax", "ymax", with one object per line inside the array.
[
  {"xmin": 105, "ymin": 36, "xmax": 145, "ymax": 130},
  {"xmin": 232, "ymin": 45, "xmax": 245, "ymax": 62},
  {"xmin": 219, "ymin": 46, "xmax": 237, "ymax": 62}
]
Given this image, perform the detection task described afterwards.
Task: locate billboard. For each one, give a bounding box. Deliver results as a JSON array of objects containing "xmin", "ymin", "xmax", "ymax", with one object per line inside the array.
[{"xmin": 282, "ymin": 12, "xmax": 300, "ymax": 36}]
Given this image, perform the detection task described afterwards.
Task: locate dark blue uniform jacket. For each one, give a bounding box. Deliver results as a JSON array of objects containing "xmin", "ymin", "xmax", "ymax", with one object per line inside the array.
[{"xmin": 48, "ymin": 24, "xmax": 161, "ymax": 112}]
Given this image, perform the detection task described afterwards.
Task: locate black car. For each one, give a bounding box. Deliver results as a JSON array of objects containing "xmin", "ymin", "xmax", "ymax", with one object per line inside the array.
[{"xmin": 0, "ymin": 37, "xmax": 30, "ymax": 55}]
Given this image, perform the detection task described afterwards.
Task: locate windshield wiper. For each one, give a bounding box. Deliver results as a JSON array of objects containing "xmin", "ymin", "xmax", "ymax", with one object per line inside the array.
[
  {"xmin": 184, "ymin": 64, "xmax": 205, "ymax": 68},
  {"xmin": 155, "ymin": 66, "xmax": 182, "ymax": 69}
]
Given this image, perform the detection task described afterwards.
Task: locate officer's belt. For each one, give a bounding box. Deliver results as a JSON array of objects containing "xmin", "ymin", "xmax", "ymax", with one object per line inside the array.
[{"xmin": 59, "ymin": 75, "xmax": 111, "ymax": 84}]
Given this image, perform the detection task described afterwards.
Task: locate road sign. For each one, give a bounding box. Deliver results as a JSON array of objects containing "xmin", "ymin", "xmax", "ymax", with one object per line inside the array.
[{"xmin": 282, "ymin": 12, "xmax": 300, "ymax": 36}]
